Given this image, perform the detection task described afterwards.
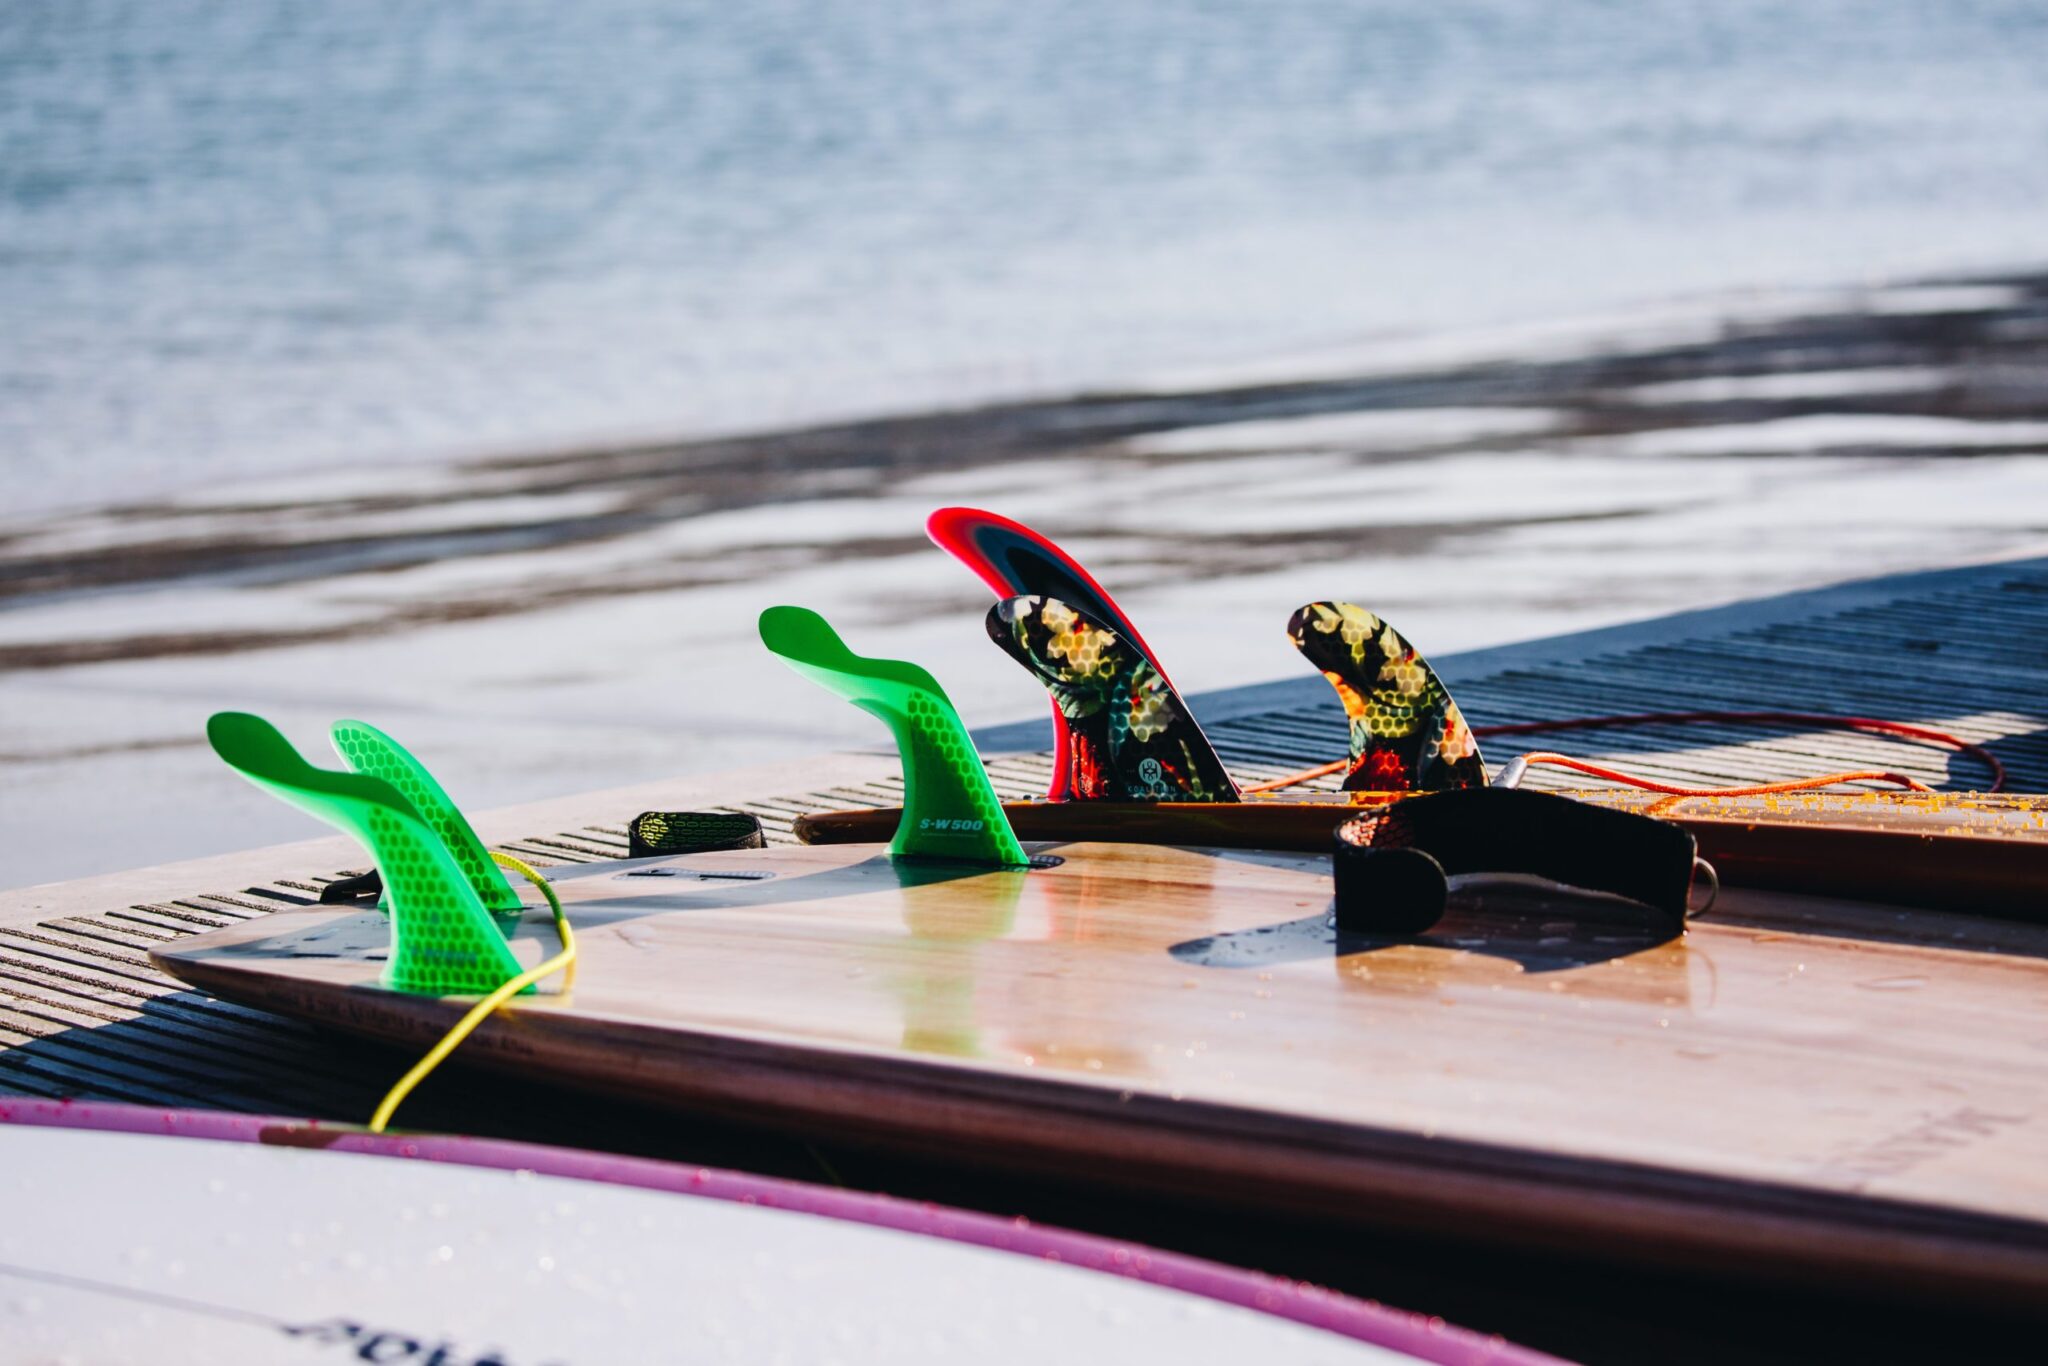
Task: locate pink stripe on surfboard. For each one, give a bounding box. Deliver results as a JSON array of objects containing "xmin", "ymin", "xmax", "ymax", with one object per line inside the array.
[{"xmin": 0, "ymin": 1098, "xmax": 1564, "ymax": 1365}]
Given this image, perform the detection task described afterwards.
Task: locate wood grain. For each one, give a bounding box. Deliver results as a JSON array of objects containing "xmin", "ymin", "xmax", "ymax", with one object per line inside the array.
[{"xmin": 153, "ymin": 840, "xmax": 2048, "ymax": 1306}]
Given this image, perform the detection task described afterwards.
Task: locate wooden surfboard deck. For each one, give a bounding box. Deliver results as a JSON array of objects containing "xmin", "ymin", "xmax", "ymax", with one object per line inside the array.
[
  {"xmin": 152, "ymin": 839, "xmax": 2048, "ymax": 1309},
  {"xmin": 793, "ymin": 791, "xmax": 2048, "ymax": 918}
]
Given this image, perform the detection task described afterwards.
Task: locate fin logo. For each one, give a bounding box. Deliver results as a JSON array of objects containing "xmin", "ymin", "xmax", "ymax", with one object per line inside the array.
[
  {"xmin": 918, "ymin": 817, "xmax": 986, "ymax": 833},
  {"xmin": 1138, "ymin": 757, "xmax": 1164, "ymax": 787}
]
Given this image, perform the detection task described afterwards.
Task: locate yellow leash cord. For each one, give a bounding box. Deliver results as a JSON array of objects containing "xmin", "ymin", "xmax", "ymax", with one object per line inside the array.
[{"xmin": 367, "ymin": 851, "xmax": 576, "ymax": 1134}]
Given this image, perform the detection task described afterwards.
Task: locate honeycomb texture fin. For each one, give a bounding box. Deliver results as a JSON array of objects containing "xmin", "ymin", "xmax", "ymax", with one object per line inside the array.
[
  {"xmin": 206, "ymin": 712, "xmax": 529, "ymax": 996},
  {"xmin": 1287, "ymin": 602, "xmax": 1487, "ymax": 793},
  {"xmin": 330, "ymin": 719, "xmax": 523, "ymax": 914},
  {"xmin": 986, "ymin": 595, "xmax": 1238, "ymax": 802},
  {"xmin": 758, "ymin": 606, "xmax": 1027, "ymax": 867}
]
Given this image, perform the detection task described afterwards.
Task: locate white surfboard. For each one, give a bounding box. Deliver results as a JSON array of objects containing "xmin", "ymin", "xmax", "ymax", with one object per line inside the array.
[{"xmin": 0, "ymin": 1104, "xmax": 1556, "ymax": 1366}]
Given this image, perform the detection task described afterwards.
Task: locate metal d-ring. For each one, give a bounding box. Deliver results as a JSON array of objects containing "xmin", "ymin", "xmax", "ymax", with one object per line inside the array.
[{"xmin": 1688, "ymin": 857, "xmax": 1720, "ymax": 916}]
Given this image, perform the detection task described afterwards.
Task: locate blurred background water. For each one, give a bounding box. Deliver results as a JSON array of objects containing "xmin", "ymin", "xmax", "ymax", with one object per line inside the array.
[{"xmin": 4, "ymin": 0, "xmax": 2045, "ymax": 511}]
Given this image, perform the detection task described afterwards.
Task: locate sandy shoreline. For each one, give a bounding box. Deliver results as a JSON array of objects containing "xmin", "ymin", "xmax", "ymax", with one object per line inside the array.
[{"xmin": 3, "ymin": 271, "xmax": 2045, "ymax": 887}]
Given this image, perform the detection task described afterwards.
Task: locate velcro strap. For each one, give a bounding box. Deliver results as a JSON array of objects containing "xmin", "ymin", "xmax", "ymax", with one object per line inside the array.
[{"xmin": 1333, "ymin": 788, "xmax": 1697, "ymax": 937}]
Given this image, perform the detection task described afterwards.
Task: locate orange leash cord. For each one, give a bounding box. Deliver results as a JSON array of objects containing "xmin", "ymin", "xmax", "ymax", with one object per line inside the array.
[
  {"xmin": 1243, "ymin": 710, "xmax": 2004, "ymax": 797},
  {"xmin": 1507, "ymin": 752, "xmax": 1930, "ymax": 797}
]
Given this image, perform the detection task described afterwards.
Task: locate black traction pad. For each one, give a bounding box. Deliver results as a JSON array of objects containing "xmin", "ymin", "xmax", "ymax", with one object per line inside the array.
[{"xmin": 628, "ymin": 811, "xmax": 767, "ymax": 859}]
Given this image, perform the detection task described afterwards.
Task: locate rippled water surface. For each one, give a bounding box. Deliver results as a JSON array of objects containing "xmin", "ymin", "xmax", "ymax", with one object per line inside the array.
[{"xmin": 4, "ymin": 0, "xmax": 2046, "ymax": 507}]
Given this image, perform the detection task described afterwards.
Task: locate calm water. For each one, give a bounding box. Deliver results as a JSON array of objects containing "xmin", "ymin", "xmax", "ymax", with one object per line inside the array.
[{"xmin": 4, "ymin": 0, "xmax": 2046, "ymax": 510}]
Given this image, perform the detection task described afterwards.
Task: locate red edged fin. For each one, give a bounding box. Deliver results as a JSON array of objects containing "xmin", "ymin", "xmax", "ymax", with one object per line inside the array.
[{"xmin": 928, "ymin": 507, "xmax": 1178, "ymax": 799}]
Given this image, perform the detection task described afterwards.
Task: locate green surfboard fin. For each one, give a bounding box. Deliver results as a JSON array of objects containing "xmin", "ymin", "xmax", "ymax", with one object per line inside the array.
[
  {"xmin": 206, "ymin": 712, "xmax": 530, "ymax": 997},
  {"xmin": 330, "ymin": 719, "xmax": 523, "ymax": 915},
  {"xmin": 759, "ymin": 606, "xmax": 1028, "ymax": 867}
]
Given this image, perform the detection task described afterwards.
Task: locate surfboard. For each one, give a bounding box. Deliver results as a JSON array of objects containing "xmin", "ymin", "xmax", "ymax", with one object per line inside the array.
[
  {"xmin": 0, "ymin": 1100, "xmax": 1536, "ymax": 1365},
  {"xmin": 152, "ymin": 827, "xmax": 2048, "ymax": 1310},
  {"xmin": 148, "ymin": 604, "xmax": 2048, "ymax": 1313}
]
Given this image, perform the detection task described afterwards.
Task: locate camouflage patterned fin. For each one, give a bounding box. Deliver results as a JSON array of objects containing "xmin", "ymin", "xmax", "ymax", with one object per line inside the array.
[
  {"xmin": 987, "ymin": 595, "xmax": 1239, "ymax": 802},
  {"xmin": 1287, "ymin": 602, "xmax": 1487, "ymax": 793},
  {"xmin": 928, "ymin": 507, "xmax": 1176, "ymax": 801}
]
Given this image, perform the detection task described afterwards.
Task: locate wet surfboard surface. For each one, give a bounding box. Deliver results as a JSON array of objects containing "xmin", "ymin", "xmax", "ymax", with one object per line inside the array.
[
  {"xmin": 0, "ymin": 1101, "xmax": 1533, "ymax": 1366},
  {"xmin": 151, "ymin": 840, "xmax": 2048, "ymax": 1307}
]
